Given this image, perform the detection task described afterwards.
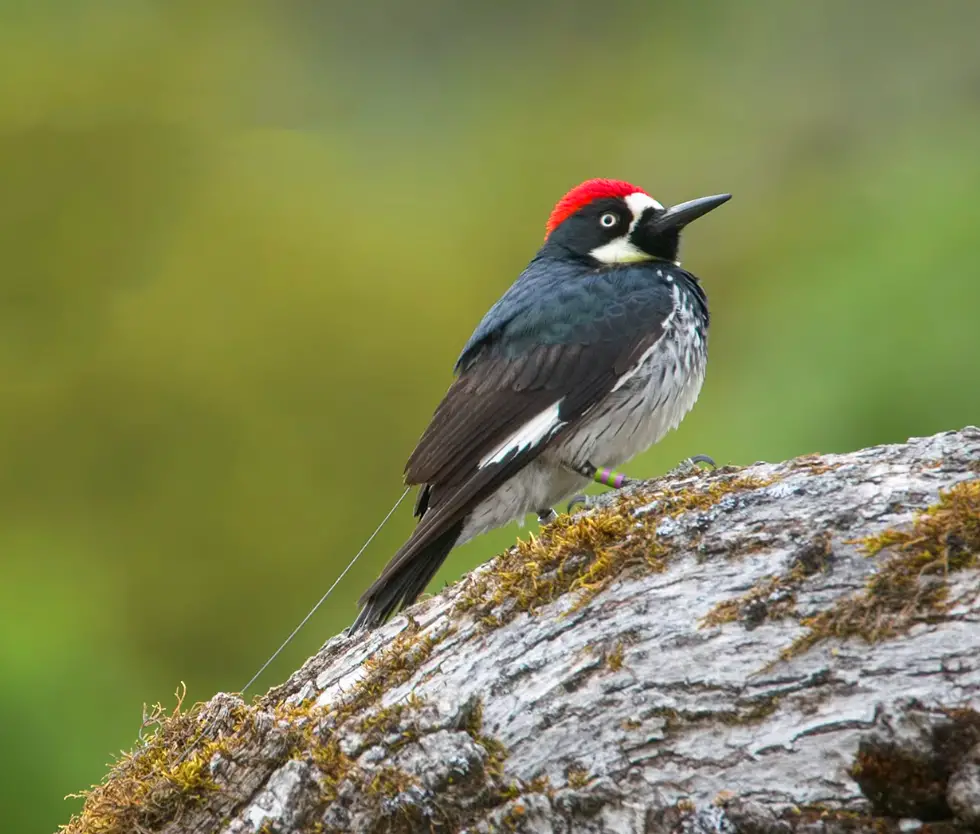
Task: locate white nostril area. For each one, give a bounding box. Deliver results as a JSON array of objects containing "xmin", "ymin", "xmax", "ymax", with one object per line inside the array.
[{"xmin": 625, "ymin": 192, "xmax": 665, "ymax": 220}]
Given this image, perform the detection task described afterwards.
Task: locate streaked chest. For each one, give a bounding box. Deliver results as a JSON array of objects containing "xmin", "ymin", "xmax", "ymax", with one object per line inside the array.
[{"xmin": 557, "ymin": 281, "xmax": 708, "ymax": 467}]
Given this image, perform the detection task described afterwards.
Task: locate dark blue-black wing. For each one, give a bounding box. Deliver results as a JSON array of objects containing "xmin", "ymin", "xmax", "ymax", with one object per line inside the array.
[{"xmin": 353, "ymin": 268, "xmax": 677, "ymax": 629}]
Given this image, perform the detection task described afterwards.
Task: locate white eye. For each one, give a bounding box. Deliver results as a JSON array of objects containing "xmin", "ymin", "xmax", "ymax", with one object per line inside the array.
[{"xmin": 599, "ymin": 212, "xmax": 619, "ymax": 228}]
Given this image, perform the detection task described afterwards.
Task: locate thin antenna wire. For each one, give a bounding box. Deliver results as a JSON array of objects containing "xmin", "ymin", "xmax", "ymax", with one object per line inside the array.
[
  {"xmin": 175, "ymin": 486, "xmax": 410, "ymax": 762},
  {"xmin": 238, "ymin": 485, "xmax": 411, "ymax": 696}
]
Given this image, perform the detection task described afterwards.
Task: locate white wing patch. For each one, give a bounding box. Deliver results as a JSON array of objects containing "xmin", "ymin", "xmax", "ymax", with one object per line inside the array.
[{"xmin": 479, "ymin": 401, "xmax": 565, "ymax": 468}]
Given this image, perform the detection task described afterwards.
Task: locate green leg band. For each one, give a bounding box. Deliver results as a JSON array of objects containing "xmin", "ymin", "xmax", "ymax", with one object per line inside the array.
[{"xmin": 593, "ymin": 467, "xmax": 628, "ymax": 488}]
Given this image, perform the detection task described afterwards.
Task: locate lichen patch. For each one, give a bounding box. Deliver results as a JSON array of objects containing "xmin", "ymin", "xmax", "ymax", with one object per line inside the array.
[
  {"xmin": 700, "ymin": 533, "xmax": 833, "ymax": 628},
  {"xmin": 783, "ymin": 480, "xmax": 979, "ymax": 658}
]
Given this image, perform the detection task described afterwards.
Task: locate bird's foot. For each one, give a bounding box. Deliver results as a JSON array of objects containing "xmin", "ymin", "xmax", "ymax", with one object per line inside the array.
[
  {"xmin": 563, "ymin": 460, "xmax": 637, "ymax": 489},
  {"xmin": 567, "ymin": 456, "xmax": 715, "ymax": 512},
  {"xmin": 566, "ymin": 493, "xmax": 596, "ymax": 513},
  {"xmin": 536, "ymin": 508, "xmax": 559, "ymax": 525},
  {"xmin": 666, "ymin": 454, "xmax": 716, "ymax": 478},
  {"xmin": 563, "ymin": 460, "xmax": 638, "ymax": 514}
]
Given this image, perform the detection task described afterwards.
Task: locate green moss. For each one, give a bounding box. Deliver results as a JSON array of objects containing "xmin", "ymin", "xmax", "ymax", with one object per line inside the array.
[
  {"xmin": 281, "ymin": 639, "xmax": 442, "ymax": 812},
  {"xmin": 355, "ymin": 692, "xmax": 425, "ymax": 752},
  {"xmin": 783, "ymin": 805, "xmax": 896, "ymax": 834},
  {"xmin": 850, "ymin": 745, "xmax": 946, "ymax": 820},
  {"xmin": 605, "ymin": 640, "xmax": 626, "ymax": 672},
  {"xmin": 461, "ymin": 697, "xmax": 508, "ymax": 778},
  {"xmin": 565, "ymin": 765, "xmax": 591, "ymax": 789},
  {"xmin": 790, "ymin": 455, "xmax": 843, "ymax": 476},
  {"xmin": 848, "ymin": 706, "xmax": 980, "ymax": 820},
  {"xmin": 491, "ymin": 775, "xmax": 556, "ymax": 832},
  {"xmin": 334, "ymin": 693, "xmax": 518, "ymax": 830},
  {"xmin": 784, "ymin": 480, "xmax": 980, "ymax": 659},
  {"xmin": 701, "ymin": 572, "xmax": 798, "ymax": 627},
  {"xmin": 63, "ymin": 626, "xmax": 502, "ymax": 833},
  {"xmin": 63, "ymin": 622, "xmax": 449, "ymax": 833},
  {"xmin": 642, "ymin": 697, "xmax": 781, "ymax": 736},
  {"xmin": 724, "ymin": 696, "xmax": 781, "ymax": 725},
  {"xmin": 455, "ymin": 474, "xmax": 774, "ymax": 630},
  {"xmin": 61, "ymin": 685, "xmax": 244, "ymax": 834},
  {"xmin": 583, "ymin": 635, "xmax": 634, "ymax": 674},
  {"xmin": 499, "ymin": 799, "xmax": 530, "ymax": 831},
  {"xmin": 367, "ymin": 765, "xmax": 417, "ymax": 795},
  {"xmin": 64, "ymin": 470, "xmax": 778, "ymax": 833},
  {"xmin": 701, "ymin": 534, "xmax": 832, "ymax": 628},
  {"xmin": 630, "ymin": 700, "xmax": 779, "ymax": 742},
  {"xmin": 336, "ymin": 622, "xmax": 442, "ymax": 718},
  {"xmin": 302, "ymin": 731, "xmax": 352, "ymax": 803}
]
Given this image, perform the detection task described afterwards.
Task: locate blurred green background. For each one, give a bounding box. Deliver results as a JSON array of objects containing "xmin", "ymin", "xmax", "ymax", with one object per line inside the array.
[{"xmin": 2, "ymin": 1, "xmax": 978, "ymax": 830}]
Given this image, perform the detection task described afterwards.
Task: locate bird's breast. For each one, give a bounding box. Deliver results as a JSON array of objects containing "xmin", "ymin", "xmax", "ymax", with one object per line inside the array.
[{"xmin": 557, "ymin": 287, "xmax": 708, "ymax": 469}]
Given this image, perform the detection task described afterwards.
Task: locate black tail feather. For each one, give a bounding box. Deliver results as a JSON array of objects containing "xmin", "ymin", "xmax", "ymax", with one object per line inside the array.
[{"xmin": 349, "ymin": 518, "xmax": 464, "ymax": 633}]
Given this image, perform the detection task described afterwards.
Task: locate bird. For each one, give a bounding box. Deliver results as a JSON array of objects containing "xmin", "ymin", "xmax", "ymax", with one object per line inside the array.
[{"xmin": 350, "ymin": 178, "xmax": 730, "ymax": 632}]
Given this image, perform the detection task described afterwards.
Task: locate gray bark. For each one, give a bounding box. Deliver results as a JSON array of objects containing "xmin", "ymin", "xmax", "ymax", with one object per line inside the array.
[{"xmin": 80, "ymin": 428, "xmax": 980, "ymax": 834}]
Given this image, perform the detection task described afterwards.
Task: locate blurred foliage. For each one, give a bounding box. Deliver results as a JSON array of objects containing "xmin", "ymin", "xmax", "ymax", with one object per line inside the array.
[{"xmin": 0, "ymin": 1, "xmax": 978, "ymax": 830}]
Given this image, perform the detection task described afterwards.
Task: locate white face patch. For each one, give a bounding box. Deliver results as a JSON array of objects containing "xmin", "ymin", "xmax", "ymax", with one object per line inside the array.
[
  {"xmin": 479, "ymin": 401, "xmax": 565, "ymax": 468},
  {"xmin": 625, "ymin": 192, "xmax": 664, "ymax": 225},
  {"xmin": 589, "ymin": 191, "xmax": 665, "ymax": 265},
  {"xmin": 588, "ymin": 237, "xmax": 654, "ymax": 264}
]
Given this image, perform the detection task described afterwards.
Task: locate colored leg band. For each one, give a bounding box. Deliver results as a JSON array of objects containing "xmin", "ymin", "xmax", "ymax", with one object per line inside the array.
[{"xmin": 594, "ymin": 467, "xmax": 627, "ymax": 488}]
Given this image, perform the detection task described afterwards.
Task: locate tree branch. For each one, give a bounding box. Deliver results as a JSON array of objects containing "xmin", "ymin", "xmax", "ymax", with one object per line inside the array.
[{"xmin": 65, "ymin": 427, "xmax": 980, "ymax": 834}]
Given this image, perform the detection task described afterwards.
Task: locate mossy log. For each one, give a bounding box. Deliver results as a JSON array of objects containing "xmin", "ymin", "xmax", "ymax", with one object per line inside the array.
[{"xmin": 65, "ymin": 428, "xmax": 980, "ymax": 834}]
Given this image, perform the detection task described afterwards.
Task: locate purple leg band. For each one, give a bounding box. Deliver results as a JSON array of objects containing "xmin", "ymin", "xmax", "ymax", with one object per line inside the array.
[{"xmin": 594, "ymin": 467, "xmax": 627, "ymax": 488}]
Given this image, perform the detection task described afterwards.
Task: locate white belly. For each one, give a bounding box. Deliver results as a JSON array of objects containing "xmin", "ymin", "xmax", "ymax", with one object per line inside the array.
[
  {"xmin": 557, "ymin": 327, "xmax": 706, "ymax": 471},
  {"xmin": 459, "ymin": 458, "xmax": 588, "ymax": 544},
  {"xmin": 459, "ymin": 327, "xmax": 706, "ymax": 544}
]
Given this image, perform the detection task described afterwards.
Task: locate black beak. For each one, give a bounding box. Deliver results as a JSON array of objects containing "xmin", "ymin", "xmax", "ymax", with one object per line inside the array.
[{"xmin": 652, "ymin": 193, "xmax": 731, "ymax": 233}]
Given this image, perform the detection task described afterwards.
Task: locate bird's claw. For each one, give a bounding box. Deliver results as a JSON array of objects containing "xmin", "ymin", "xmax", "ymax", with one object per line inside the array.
[
  {"xmin": 536, "ymin": 508, "xmax": 559, "ymax": 524},
  {"xmin": 567, "ymin": 493, "xmax": 597, "ymax": 513},
  {"xmin": 669, "ymin": 454, "xmax": 717, "ymax": 477}
]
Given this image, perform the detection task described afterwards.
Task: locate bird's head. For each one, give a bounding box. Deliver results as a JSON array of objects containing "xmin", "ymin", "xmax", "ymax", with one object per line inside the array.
[{"xmin": 543, "ymin": 178, "xmax": 731, "ymax": 266}]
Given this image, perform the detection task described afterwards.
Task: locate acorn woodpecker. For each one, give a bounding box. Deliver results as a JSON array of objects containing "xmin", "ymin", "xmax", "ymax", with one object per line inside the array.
[{"xmin": 351, "ymin": 179, "xmax": 730, "ymax": 632}]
